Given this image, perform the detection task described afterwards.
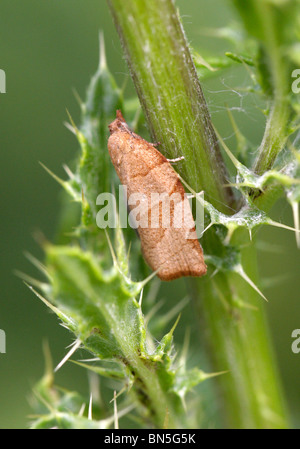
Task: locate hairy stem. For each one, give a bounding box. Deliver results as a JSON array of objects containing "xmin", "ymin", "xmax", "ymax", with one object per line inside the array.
[
  {"xmin": 231, "ymin": 0, "xmax": 291, "ymax": 175},
  {"xmin": 192, "ymin": 232, "xmax": 288, "ymax": 428},
  {"xmin": 107, "ymin": 0, "xmax": 235, "ymax": 214}
]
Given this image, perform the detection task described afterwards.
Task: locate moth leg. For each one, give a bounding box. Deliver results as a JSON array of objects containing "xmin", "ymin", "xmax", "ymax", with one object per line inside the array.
[
  {"xmin": 167, "ymin": 156, "xmax": 185, "ymax": 163},
  {"xmin": 186, "ymin": 190, "xmax": 204, "ymax": 199}
]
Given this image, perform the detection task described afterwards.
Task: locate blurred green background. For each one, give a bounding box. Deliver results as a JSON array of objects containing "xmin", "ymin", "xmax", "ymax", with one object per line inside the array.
[{"xmin": 0, "ymin": 0, "xmax": 299, "ymax": 428}]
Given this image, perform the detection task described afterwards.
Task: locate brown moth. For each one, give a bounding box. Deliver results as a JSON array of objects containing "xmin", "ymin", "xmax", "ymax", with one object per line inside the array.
[{"xmin": 107, "ymin": 110, "xmax": 207, "ymax": 281}]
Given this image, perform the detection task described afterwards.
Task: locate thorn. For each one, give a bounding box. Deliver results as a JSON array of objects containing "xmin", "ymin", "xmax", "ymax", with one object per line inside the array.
[
  {"xmin": 72, "ymin": 87, "xmax": 83, "ymax": 108},
  {"xmin": 126, "ymin": 241, "xmax": 132, "ymax": 262},
  {"xmin": 200, "ymin": 221, "xmax": 214, "ymax": 237},
  {"xmin": 138, "ymin": 268, "xmax": 161, "ymax": 289},
  {"xmin": 14, "ymin": 270, "xmax": 47, "ymax": 290},
  {"xmin": 226, "ymin": 106, "xmax": 247, "ymax": 155},
  {"xmin": 63, "ymin": 164, "xmax": 75, "ymax": 179},
  {"xmin": 39, "ymin": 162, "xmax": 68, "ymax": 190},
  {"xmin": 213, "ymin": 125, "xmax": 242, "ymax": 169},
  {"xmin": 209, "ymin": 267, "xmax": 219, "ymax": 279},
  {"xmin": 88, "ymin": 393, "xmax": 93, "ymax": 420},
  {"xmin": 99, "ymin": 31, "xmax": 107, "ymax": 71},
  {"xmin": 200, "ymin": 369, "xmax": 230, "ymax": 381},
  {"xmin": 65, "ymin": 109, "xmax": 79, "ymax": 136},
  {"xmin": 78, "ymin": 403, "xmax": 86, "ymax": 418},
  {"xmin": 32, "ymin": 389, "xmax": 56, "ymax": 414},
  {"xmin": 39, "ymin": 160, "xmax": 61, "ymax": 180},
  {"xmin": 193, "ymin": 52, "xmax": 218, "ymax": 71},
  {"xmin": 88, "ymin": 371, "xmax": 101, "ymax": 406},
  {"xmin": 177, "ymin": 175, "xmax": 206, "ymax": 208},
  {"xmin": 23, "ymin": 251, "xmax": 50, "ymax": 279},
  {"xmin": 235, "ymin": 264, "xmax": 268, "ymax": 302},
  {"xmin": 291, "ymin": 202, "xmax": 300, "ymax": 248},
  {"xmin": 131, "ymin": 107, "xmax": 142, "ymax": 132},
  {"xmin": 104, "ymin": 229, "xmax": 118, "ymax": 268},
  {"xmin": 63, "ymin": 121, "xmax": 77, "ymax": 135},
  {"xmin": 32, "ymin": 229, "xmax": 50, "ymax": 248},
  {"xmin": 268, "ymin": 219, "xmax": 300, "ymax": 233},
  {"xmin": 54, "ymin": 339, "xmax": 82, "ymax": 373},
  {"xmin": 145, "ymin": 299, "xmax": 165, "ymax": 325},
  {"xmin": 138, "ymin": 288, "xmax": 144, "ymax": 307},
  {"xmin": 160, "ymin": 297, "xmax": 189, "ymax": 328},
  {"xmin": 76, "ymin": 357, "xmax": 98, "ymax": 363},
  {"xmin": 109, "ymin": 385, "xmax": 127, "ymax": 403},
  {"xmin": 169, "ymin": 313, "xmax": 181, "ymax": 336},
  {"xmin": 113, "ymin": 391, "xmax": 119, "ymax": 430},
  {"xmin": 104, "ymin": 229, "xmax": 136, "ymax": 287},
  {"xmin": 223, "ymin": 225, "xmax": 236, "ymax": 245},
  {"xmin": 42, "ymin": 339, "xmax": 54, "ymax": 380},
  {"xmin": 105, "ymin": 402, "xmax": 136, "ymax": 429},
  {"xmin": 24, "ymin": 282, "xmax": 62, "ymax": 315}
]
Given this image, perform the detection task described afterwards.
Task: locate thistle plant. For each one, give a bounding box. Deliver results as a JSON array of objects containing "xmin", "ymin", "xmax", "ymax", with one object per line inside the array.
[{"xmin": 27, "ymin": 0, "xmax": 300, "ymax": 429}]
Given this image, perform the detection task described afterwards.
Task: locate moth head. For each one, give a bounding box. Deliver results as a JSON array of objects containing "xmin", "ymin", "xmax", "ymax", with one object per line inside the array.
[{"xmin": 108, "ymin": 110, "xmax": 129, "ymax": 135}]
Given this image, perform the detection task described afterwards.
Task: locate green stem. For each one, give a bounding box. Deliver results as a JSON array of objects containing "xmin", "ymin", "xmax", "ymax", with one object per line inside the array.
[
  {"xmin": 232, "ymin": 0, "xmax": 291, "ymax": 175},
  {"xmin": 192, "ymin": 233, "xmax": 289, "ymax": 428},
  {"xmin": 254, "ymin": 100, "xmax": 290, "ymax": 176},
  {"xmin": 107, "ymin": 0, "xmax": 235, "ymax": 214},
  {"xmin": 107, "ymin": 0, "xmax": 289, "ymax": 428},
  {"xmin": 100, "ymin": 302, "xmax": 183, "ymax": 429}
]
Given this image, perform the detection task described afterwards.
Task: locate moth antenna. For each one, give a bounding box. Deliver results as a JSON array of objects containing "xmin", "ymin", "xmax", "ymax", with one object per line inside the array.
[{"xmin": 116, "ymin": 109, "xmax": 126, "ymax": 122}]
